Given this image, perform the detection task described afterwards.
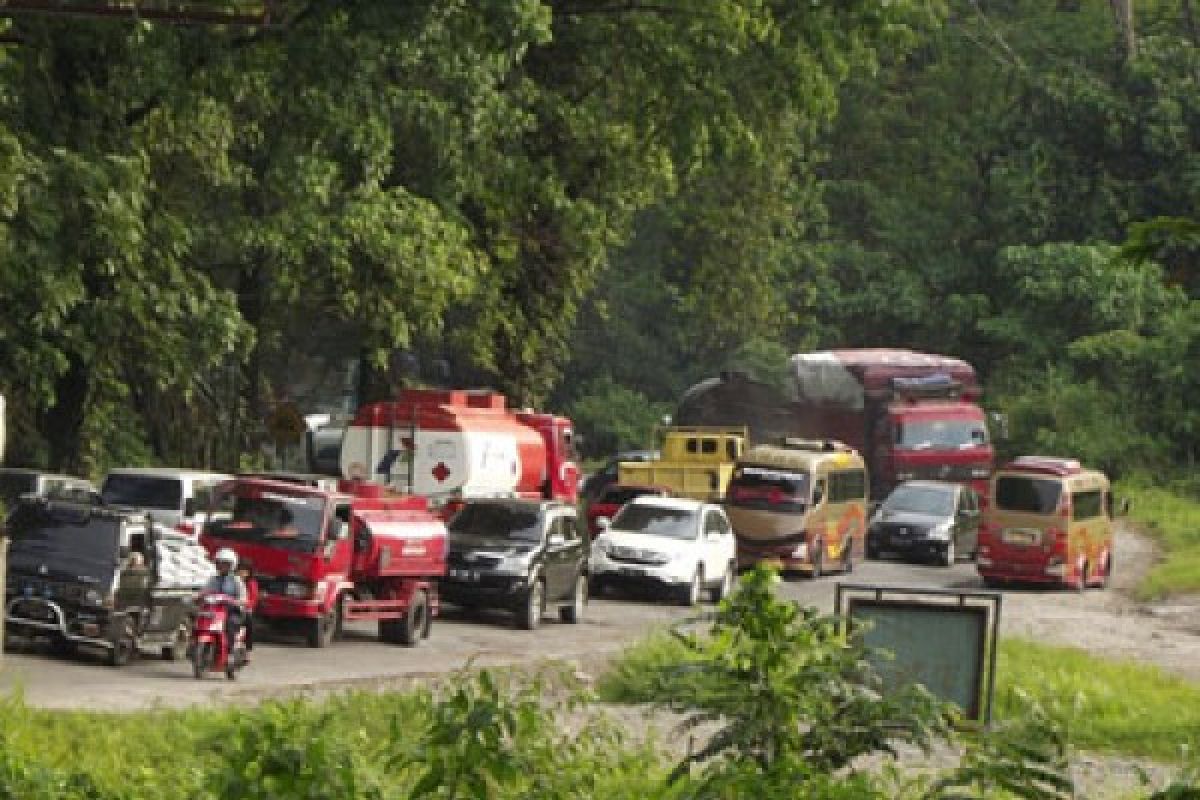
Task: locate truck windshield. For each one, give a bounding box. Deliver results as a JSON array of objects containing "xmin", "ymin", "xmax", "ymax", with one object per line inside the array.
[
  {"xmin": 883, "ymin": 485, "xmax": 955, "ymax": 516},
  {"xmin": 894, "ymin": 420, "xmax": 988, "ymax": 450},
  {"xmin": 5, "ymin": 504, "xmax": 121, "ymax": 568},
  {"xmin": 726, "ymin": 467, "xmax": 810, "ymax": 513},
  {"xmin": 205, "ymin": 492, "xmax": 327, "ymax": 553},
  {"xmin": 448, "ymin": 504, "xmax": 542, "ymax": 543},
  {"xmin": 610, "ymin": 504, "xmax": 697, "ymax": 540},
  {"xmin": 101, "ymin": 474, "xmax": 182, "ymax": 511},
  {"xmin": 995, "ymin": 476, "xmax": 1062, "ymax": 514}
]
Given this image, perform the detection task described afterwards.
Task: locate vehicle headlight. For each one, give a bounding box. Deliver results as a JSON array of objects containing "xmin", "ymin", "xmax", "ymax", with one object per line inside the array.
[
  {"xmin": 927, "ymin": 523, "xmax": 953, "ymax": 541},
  {"xmin": 283, "ymin": 581, "xmax": 313, "ymax": 599}
]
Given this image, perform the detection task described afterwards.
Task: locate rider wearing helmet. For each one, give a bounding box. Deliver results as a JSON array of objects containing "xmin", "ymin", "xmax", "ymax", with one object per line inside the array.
[
  {"xmin": 204, "ymin": 548, "xmax": 248, "ymax": 603},
  {"xmin": 202, "ymin": 547, "xmax": 249, "ymax": 658}
]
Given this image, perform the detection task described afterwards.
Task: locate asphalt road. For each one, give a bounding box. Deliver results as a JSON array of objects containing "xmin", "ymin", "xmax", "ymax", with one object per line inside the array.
[{"xmin": 0, "ymin": 555, "xmax": 983, "ymax": 711}]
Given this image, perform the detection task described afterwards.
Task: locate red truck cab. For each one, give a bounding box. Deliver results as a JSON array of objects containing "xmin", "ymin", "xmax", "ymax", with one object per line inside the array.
[{"xmin": 200, "ymin": 477, "xmax": 447, "ymax": 648}]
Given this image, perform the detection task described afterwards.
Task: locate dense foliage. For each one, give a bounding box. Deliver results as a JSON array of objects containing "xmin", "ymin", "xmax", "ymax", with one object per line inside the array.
[{"xmin": 0, "ymin": 2, "xmax": 1196, "ymax": 482}]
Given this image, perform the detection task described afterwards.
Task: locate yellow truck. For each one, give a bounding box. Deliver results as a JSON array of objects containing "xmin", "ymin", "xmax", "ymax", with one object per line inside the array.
[{"xmin": 617, "ymin": 427, "xmax": 748, "ymax": 501}]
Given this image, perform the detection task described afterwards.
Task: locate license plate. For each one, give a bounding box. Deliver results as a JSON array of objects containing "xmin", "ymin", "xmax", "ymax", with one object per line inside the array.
[
  {"xmin": 448, "ymin": 568, "xmax": 480, "ymax": 582},
  {"xmin": 1002, "ymin": 528, "xmax": 1039, "ymax": 546},
  {"xmin": 618, "ymin": 567, "xmax": 644, "ymax": 577}
]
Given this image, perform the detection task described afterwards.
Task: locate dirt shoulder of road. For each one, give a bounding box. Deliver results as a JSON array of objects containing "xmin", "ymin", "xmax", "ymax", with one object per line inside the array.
[{"xmin": 997, "ymin": 522, "xmax": 1200, "ymax": 682}]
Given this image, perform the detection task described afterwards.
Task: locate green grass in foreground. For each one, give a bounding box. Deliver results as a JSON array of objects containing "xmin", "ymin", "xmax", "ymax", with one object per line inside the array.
[
  {"xmin": 598, "ymin": 632, "xmax": 1200, "ymax": 763},
  {"xmin": 997, "ymin": 638, "xmax": 1200, "ymax": 761},
  {"xmin": 1120, "ymin": 481, "xmax": 1200, "ymax": 600}
]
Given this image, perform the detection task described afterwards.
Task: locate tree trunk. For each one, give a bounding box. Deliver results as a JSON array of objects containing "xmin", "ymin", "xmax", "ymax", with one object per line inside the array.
[{"xmin": 1109, "ymin": 0, "xmax": 1137, "ymax": 59}]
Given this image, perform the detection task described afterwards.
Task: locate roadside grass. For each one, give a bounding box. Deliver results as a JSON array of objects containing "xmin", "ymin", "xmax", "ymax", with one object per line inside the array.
[
  {"xmin": 598, "ymin": 632, "xmax": 1200, "ymax": 763},
  {"xmin": 1119, "ymin": 480, "xmax": 1200, "ymax": 600},
  {"xmin": 0, "ymin": 670, "xmax": 671, "ymax": 799},
  {"xmin": 997, "ymin": 638, "xmax": 1200, "ymax": 761}
]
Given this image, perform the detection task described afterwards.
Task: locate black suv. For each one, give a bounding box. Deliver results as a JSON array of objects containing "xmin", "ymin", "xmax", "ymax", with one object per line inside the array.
[{"xmin": 442, "ymin": 499, "xmax": 588, "ymax": 630}]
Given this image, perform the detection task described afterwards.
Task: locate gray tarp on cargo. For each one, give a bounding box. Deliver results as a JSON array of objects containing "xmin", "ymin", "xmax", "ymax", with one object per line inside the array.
[{"xmin": 789, "ymin": 352, "xmax": 865, "ymax": 410}]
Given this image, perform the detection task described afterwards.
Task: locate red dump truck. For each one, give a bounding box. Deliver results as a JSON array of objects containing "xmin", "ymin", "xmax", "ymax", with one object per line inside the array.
[
  {"xmin": 337, "ymin": 388, "xmax": 579, "ymax": 513},
  {"xmin": 200, "ymin": 477, "xmax": 447, "ymax": 648},
  {"xmin": 675, "ymin": 349, "xmax": 995, "ymax": 503}
]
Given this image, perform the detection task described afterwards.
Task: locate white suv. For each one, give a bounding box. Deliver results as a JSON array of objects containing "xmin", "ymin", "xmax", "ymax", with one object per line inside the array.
[{"xmin": 590, "ymin": 496, "xmax": 737, "ymax": 606}]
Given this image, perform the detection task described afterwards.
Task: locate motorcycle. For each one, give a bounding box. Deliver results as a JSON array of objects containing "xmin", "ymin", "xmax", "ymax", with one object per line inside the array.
[{"xmin": 189, "ymin": 592, "xmax": 248, "ymax": 680}]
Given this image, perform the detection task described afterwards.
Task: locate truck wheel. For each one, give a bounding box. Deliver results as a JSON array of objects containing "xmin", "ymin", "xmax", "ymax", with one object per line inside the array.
[
  {"xmin": 842, "ymin": 542, "xmax": 855, "ymax": 574},
  {"xmin": 50, "ymin": 634, "xmax": 76, "ymax": 658},
  {"xmin": 108, "ymin": 623, "xmax": 136, "ymax": 668},
  {"xmin": 398, "ymin": 589, "xmax": 428, "ymax": 647},
  {"xmin": 517, "ymin": 579, "xmax": 545, "ymax": 630},
  {"xmin": 866, "ymin": 538, "xmax": 880, "ymax": 560},
  {"xmin": 560, "ymin": 573, "xmax": 587, "ymax": 624},
  {"xmin": 307, "ymin": 596, "xmax": 342, "ymax": 648}
]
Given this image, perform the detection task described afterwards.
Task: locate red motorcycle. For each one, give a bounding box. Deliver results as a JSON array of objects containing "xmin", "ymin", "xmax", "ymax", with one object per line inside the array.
[{"xmin": 190, "ymin": 593, "xmax": 248, "ymax": 680}]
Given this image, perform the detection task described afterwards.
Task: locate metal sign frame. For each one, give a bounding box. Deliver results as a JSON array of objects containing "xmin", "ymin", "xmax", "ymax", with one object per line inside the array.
[{"xmin": 835, "ymin": 582, "xmax": 1002, "ymax": 724}]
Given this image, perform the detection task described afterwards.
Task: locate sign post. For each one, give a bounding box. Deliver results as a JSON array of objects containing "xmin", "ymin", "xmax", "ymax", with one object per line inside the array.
[
  {"xmin": 0, "ymin": 536, "xmax": 7, "ymax": 670},
  {"xmin": 836, "ymin": 583, "xmax": 1002, "ymax": 724}
]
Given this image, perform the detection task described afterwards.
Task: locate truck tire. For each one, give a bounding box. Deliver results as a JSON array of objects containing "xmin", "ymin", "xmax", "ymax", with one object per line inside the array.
[
  {"xmin": 307, "ymin": 595, "xmax": 342, "ymax": 648},
  {"xmin": 108, "ymin": 621, "xmax": 136, "ymax": 668},
  {"xmin": 397, "ymin": 589, "xmax": 428, "ymax": 647},
  {"xmin": 517, "ymin": 579, "xmax": 545, "ymax": 630},
  {"xmin": 842, "ymin": 541, "xmax": 855, "ymax": 574},
  {"xmin": 560, "ymin": 573, "xmax": 587, "ymax": 624}
]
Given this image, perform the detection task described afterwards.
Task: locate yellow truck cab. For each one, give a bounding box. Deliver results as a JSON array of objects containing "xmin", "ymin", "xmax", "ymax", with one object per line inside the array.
[
  {"xmin": 724, "ymin": 438, "xmax": 868, "ymax": 576},
  {"xmin": 977, "ymin": 456, "xmax": 1118, "ymax": 590},
  {"xmin": 617, "ymin": 427, "xmax": 747, "ymax": 502}
]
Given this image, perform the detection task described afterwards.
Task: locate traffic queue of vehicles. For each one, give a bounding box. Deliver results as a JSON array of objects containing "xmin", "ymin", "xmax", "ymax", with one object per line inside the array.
[{"xmin": 2, "ymin": 369, "xmax": 1127, "ymax": 674}]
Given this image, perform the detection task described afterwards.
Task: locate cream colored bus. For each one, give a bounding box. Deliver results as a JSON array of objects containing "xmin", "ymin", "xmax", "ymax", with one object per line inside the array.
[{"xmin": 724, "ymin": 439, "xmax": 867, "ymax": 577}]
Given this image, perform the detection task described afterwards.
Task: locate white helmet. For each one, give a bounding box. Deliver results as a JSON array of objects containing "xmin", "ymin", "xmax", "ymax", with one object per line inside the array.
[{"xmin": 214, "ymin": 548, "xmax": 238, "ymax": 568}]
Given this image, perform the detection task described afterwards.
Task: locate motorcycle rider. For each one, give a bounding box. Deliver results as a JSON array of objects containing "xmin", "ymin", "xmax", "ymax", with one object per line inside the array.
[{"xmin": 202, "ymin": 548, "xmax": 248, "ymax": 660}]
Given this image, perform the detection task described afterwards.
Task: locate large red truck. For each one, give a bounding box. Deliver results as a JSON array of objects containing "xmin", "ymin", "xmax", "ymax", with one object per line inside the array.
[
  {"xmin": 200, "ymin": 477, "xmax": 447, "ymax": 648},
  {"xmin": 675, "ymin": 349, "xmax": 995, "ymax": 503},
  {"xmin": 337, "ymin": 388, "xmax": 579, "ymax": 512}
]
